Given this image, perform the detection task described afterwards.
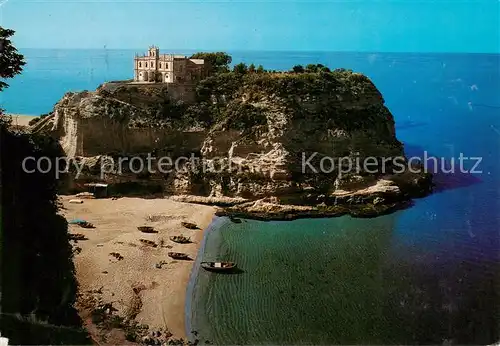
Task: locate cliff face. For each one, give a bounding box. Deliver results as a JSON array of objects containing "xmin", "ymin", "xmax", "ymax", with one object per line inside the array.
[
  {"xmin": 42, "ymin": 83, "xmax": 205, "ymax": 157},
  {"xmin": 46, "ymin": 71, "xmax": 432, "ymax": 217}
]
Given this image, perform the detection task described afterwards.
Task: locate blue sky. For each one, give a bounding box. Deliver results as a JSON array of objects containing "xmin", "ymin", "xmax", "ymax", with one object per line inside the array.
[{"xmin": 1, "ymin": 0, "xmax": 499, "ymax": 52}]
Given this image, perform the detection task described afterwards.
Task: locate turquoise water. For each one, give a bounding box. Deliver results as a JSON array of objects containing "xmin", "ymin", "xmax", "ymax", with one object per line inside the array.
[
  {"xmin": 3, "ymin": 50, "xmax": 500, "ymax": 344},
  {"xmin": 189, "ymin": 214, "xmax": 498, "ymax": 344}
]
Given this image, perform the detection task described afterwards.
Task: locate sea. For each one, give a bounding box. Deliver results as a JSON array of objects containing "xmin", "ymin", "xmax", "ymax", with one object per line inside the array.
[{"xmin": 3, "ymin": 49, "xmax": 500, "ymax": 344}]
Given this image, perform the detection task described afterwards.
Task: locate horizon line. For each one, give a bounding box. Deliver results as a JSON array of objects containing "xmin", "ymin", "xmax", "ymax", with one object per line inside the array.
[{"xmin": 15, "ymin": 47, "xmax": 500, "ymax": 55}]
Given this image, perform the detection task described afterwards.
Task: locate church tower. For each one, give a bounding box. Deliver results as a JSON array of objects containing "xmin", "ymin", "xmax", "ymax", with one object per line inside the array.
[{"xmin": 148, "ymin": 45, "xmax": 159, "ymax": 58}]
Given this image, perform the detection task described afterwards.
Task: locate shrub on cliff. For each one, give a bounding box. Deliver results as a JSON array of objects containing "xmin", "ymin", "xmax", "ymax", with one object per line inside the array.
[
  {"xmin": 28, "ymin": 112, "xmax": 52, "ymax": 126},
  {"xmin": 292, "ymin": 65, "xmax": 305, "ymax": 73},
  {"xmin": 189, "ymin": 52, "xmax": 232, "ymax": 73},
  {"xmin": 233, "ymin": 62, "xmax": 248, "ymax": 74}
]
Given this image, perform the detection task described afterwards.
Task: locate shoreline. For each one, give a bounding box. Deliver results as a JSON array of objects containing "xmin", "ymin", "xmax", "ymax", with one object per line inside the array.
[
  {"xmin": 5, "ymin": 113, "xmax": 39, "ymax": 127},
  {"xmin": 172, "ymin": 195, "xmax": 419, "ymax": 222},
  {"xmin": 184, "ymin": 216, "xmax": 225, "ymax": 342},
  {"xmin": 214, "ymin": 200, "xmax": 414, "ymax": 221}
]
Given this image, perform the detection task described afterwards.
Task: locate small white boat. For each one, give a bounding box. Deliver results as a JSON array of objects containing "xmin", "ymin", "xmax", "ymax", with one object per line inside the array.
[{"xmin": 201, "ymin": 261, "xmax": 236, "ymax": 272}]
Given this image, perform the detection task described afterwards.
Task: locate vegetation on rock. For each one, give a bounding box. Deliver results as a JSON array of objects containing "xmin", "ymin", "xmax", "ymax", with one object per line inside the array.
[{"xmin": 189, "ymin": 52, "xmax": 232, "ymax": 73}]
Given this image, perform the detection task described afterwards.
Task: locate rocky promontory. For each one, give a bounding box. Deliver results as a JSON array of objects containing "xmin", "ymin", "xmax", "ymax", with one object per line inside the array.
[{"xmin": 39, "ymin": 67, "xmax": 433, "ymax": 219}]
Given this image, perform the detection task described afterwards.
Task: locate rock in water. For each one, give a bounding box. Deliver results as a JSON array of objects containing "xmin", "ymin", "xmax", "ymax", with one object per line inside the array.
[{"xmin": 45, "ymin": 71, "xmax": 432, "ymax": 218}]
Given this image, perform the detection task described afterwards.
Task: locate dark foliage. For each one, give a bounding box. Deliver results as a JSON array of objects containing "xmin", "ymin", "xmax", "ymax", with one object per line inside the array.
[
  {"xmin": 225, "ymin": 103, "xmax": 267, "ymax": 131},
  {"xmin": 0, "ymin": 27, "xmax": 88, "ymax": 344},
  {"xmin": 0, "ymin": 126, "xmax": 87, "ymax": 343},
  {"xmin": 189, "ymin": 52, "xmax": 232, "ymax": 73},
  {"xmin": 0, "ymin": 26, "xmax": 25, "ymax": 93},
  {"xmin": 183, "ymin": 67, "xmax": 378, "ymax": 131},
  {"xmin": 303, "ymin": 63, "xmax": 331, "ymax": 73},
  {"xmin": 233, "ymin": 62, "xmax": 248, "ymax": 74}
]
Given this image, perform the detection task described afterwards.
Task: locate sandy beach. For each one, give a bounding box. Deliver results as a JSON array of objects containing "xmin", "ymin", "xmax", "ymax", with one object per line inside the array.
[
  {"xmin": 60, "ymin": 195, "xmax": 216, "ymax": 341},
  {"xmin": 5, "ymin": 113, "xmax": 39, "ymax": 127}
]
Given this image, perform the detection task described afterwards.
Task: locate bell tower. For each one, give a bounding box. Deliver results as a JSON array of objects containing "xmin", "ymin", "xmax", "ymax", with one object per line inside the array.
[{"xmin": 148, "ymin": 45, "xmax": 159, "ymax": 58}]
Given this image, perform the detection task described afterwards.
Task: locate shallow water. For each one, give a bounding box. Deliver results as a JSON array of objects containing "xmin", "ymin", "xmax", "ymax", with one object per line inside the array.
[{"xmin": 188, "ymin": 214, "xmax": 498, "ymax": 344}]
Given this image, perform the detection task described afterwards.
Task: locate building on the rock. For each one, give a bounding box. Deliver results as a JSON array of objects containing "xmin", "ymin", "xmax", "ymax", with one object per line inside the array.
[{"xmin": 134, "ymin": 46, "xmax": 210, "ymax": 84}]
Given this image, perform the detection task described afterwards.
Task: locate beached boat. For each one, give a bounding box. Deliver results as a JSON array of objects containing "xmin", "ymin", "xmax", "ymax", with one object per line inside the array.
[
  {"xmin": 137, "ymin": 226, "xmax": 157, "ymax": 233},
  {"xmin": 181, "ymin": 221, "xmax": 199, "ymax": 229},
  {"xmin": 169, "ymin": 235, "xmax": 191, "ymax": 244},
  {"xmin": 201, "ymin": 261, "xmax": 237, "ymax": 272},
  {"xmin": 139, "ymin": 239, "xmax": 158, "ymax": 247},
  {"xmin": 167, "ymin": 252, "xmax": 190, "ymax": 260},
  {"xmin": 229, "ymin": 216, "xmax": 242, "ymax": 223},
  {"xmin": 69, "ymin": 233, "xmax": 87, "ymax": 241}
]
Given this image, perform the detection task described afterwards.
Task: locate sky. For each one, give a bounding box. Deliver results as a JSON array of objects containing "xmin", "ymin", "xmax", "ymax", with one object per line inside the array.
[{"xmin": 0, "ymin": 0, "xmax": 499, "ymax": 53}]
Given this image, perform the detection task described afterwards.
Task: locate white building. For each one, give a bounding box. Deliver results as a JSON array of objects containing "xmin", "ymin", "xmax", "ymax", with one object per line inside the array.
[{"xmin": 134, "ymin": 46, "xmax": 209, "ymax": 84}]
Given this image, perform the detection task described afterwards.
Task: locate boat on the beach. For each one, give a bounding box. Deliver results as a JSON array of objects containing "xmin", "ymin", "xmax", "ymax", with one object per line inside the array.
[
  {"xmin": 69, "ymin": 233, "xmax": 87, "ymax": 241},
  {"xmin": 69, "ymin": 219, "xmax": 95, "ymax": 228},
  {"xmin": 181, "ymin": 221, "xmax": 199, "ymax": 229},
  {"xmin": 168, "ymin": 252, "xmax": 190, "ymax": 260},
  {"xmin": 201, "ymin": 261, "xmax": 237, "ymax": 272},
  {"xmin": 138, "ymin": 226, "xmax": 157, "ymax": 233},
  {"xmin": 139, "ymin": 239, "xmax": 158, "ymax": 247},
  {"xmin": 169, "ymin": 235, "xmax": 191, "ymax": 244}
]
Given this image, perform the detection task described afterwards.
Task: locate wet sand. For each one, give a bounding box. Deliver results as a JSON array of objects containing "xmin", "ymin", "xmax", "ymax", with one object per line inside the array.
[{"xmin": 60, "ymin": 196, "xmax": 216, "ymax": 339}]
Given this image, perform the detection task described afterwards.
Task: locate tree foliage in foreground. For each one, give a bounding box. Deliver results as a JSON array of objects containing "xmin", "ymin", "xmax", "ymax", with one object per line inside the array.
[
  {"xmin": 0, "ymin": 26, "xmax": 89, "ymax": 344},
  {"xmin": 0, "ymin": 26, "xmax": 25, "ymax": 94}
]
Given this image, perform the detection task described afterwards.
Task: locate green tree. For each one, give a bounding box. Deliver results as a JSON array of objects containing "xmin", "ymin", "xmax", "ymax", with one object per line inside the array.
[
  {"xmin": 0, "ymin": 26, "xmax": 25, "ymax": 94},
  {"xmin": 233, "ymin": 62, "xmax": 248, "ymax": 74},
  {"xmin": 257, "ymin": 65, "xmax": 265, "ymax": 73},
  {"xmin": 248, "ymin": 63, "xmax": 256, "ymax": 73},
  {"xmin": 189, "ymin": 52, "xmax": 232, "ymax": 73},
  {"xmin": 292, "ymin": 65, "xmax": 305, "ymax": 73},
  {"xmin": 305, "ymin": 64, "xmax": 319, "ymax": 73}
]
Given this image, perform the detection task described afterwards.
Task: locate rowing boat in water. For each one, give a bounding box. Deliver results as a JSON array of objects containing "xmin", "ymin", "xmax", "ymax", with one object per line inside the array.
[{"xmin": 201, "ymin": 261, "xmax": 236, "ymax": 272}]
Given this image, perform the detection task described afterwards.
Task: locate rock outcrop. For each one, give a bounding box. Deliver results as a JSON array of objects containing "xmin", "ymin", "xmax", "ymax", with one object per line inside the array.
[{"xmin": 45, "ymin": 70, "xmax": 433, "ymax": 219}]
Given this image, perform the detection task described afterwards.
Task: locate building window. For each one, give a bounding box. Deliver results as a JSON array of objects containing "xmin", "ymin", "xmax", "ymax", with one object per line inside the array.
[
  {"xmin": 165, "ymin": 63, "xmax": 168, "ymax": 69},
  {"xmin": 145, "ymin": 62, "xmax": 148, "ymax": 68},
  {"xmin": 139, "ymin": 62, "xmax": 142, "ymax": 67},
  {"xmin": 159, "ymin": 63, "xmax": 162, "ymax": 69},
  {"xmin": 152, "ymin": 62, "xmax": 154, "ymax": 68}
]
